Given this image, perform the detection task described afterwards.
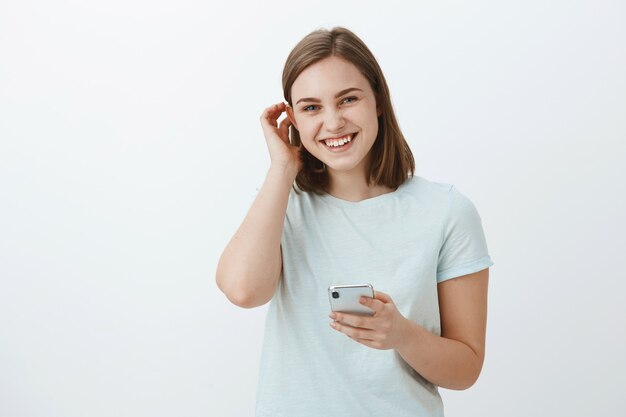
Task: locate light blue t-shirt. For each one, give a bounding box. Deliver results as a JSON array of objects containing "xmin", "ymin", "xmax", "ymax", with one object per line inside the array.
[{"xmin": 255, "ymin": 175, "xmax": 494, "ymax": 417}]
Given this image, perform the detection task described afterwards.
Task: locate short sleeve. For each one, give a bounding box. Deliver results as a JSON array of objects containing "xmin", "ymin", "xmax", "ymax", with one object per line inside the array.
[{"xmin": 436, "ymin": 185, "xmax": 494, "ymax": 283}]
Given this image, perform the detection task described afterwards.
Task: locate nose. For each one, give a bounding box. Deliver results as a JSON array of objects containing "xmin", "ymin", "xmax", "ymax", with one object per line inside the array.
[{"xmin": 324, "ymin": 108, "xmax": 345, "ymax": 133}]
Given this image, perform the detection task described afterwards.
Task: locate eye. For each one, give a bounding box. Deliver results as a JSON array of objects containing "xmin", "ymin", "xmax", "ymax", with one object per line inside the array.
[
  {"xmin": 342, "ymin": 96, "xmax": 358, "ymax": 104},
  {"xmin": 302, "ymin": 104, "xmax": 319, "ymax": 112}
]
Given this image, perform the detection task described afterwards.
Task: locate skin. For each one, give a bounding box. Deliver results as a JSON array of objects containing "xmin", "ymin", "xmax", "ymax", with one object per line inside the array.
[
  {"xmin": 328, "ymin": 269, "xmax": 489, "ymax": 390},
  {"xmin": 285, "ymin": 55, "xmax": 394, "ymax": 202},
  {"xmin": 258, "ymin": 56, "xmax": 490, "ymax": 390}
]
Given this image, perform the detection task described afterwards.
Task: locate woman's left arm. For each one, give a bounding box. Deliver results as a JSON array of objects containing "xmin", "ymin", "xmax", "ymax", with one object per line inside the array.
[
  {"xmin": 329, "ymin": 268, "xmax": 489, "ymax": 390},
  {"xmin": 396, "ymin": 268, "xmax": 489, "ymax": 390}
]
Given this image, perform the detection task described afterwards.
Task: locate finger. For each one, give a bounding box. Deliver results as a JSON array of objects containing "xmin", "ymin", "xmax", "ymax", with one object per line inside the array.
[
  {"xmin": 359, "ymin": 296, "xmax": 386, "ymax": 314},
  {"xmin": 260, "ymin": 103, "xmax": 287, "ymax": 127},
  {"xmin": 330, "ymin": 320, "xmax": 376, "ymax": 340},
  {"xmin": 354, "ymin": 338, "xmax": 382, "ymax": 350},
  {"xmin": 277, "ymin": 116, "xmax": 292, "ymax": 137},
  {"xmin": 330, "ymin": 312, "xmax": 376, "ymax": 330},
  {"xmin": 260, "ymin": 108, "xmax": 274, "ymax": 129},
  {"xmin": 266, "ymin": 102, "xmax": 287, "ymax": 121},
  {"xmin": 373, "ymin": 290, "xmax": 393, "ymax": 303}
]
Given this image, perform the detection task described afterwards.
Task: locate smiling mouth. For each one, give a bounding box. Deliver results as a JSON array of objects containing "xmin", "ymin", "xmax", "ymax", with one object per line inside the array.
[{"xmin": 320, "ymin": 133, "xmax": 357, "ymax": 148}]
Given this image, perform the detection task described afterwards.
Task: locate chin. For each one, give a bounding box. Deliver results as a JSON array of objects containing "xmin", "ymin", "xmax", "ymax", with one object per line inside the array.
[{"xmin": 326, "ymin": 160, "xmax": 363, "ymax": 173}]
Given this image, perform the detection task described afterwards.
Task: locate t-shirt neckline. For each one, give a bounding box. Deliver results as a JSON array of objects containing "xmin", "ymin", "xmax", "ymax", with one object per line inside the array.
[{"xmin": 317, "ymin": 175, "xmax": 414, "ymax": 209}]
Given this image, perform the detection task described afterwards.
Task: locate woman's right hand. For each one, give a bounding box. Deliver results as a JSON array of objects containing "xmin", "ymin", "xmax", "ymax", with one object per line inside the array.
[{"xmin": 260, "ymin": 102, "xmax": 302, "ymax": 176}]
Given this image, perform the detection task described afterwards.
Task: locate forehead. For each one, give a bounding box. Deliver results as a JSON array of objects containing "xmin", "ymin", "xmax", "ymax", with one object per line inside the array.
[{"xmin": 291, "ymin": 56, "xmax": 372, "ymax": 99}]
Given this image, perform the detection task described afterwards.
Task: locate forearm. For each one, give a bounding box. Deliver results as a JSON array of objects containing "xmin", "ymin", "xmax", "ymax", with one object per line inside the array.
[
  {"xmin": 395, "ymin": 319, "xmax": 483, "ymax": 390},
  {"xmin": 216, "ymin": 165, "xmax": 296, "ymax": 306}
]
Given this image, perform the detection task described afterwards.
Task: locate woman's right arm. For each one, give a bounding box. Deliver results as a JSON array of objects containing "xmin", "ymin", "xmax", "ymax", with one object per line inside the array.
[
  {"xmin": 215, "ymin": 165, "xmax": 295, "ymax": 308},
  {"xmin": 215, "ymin": 102, "xmax": 302, "ymax": 308}
]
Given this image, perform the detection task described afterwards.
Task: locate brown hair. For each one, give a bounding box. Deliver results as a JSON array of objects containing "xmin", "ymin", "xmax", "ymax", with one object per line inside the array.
[{"xmin": 282, "ymin": 27, "xmax": 415, "ymax": 195}]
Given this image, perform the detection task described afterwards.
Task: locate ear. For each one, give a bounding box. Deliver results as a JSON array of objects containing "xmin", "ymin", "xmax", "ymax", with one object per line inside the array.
[{"xmin": 286, "ymin": 104, "xmax": 299, "ymax": 130}]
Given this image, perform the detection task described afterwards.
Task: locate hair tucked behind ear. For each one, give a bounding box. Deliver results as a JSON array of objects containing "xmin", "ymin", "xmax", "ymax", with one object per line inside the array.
[{"xmin": 282, "ymin": 26, "xmax": 415, "ymax": 195}]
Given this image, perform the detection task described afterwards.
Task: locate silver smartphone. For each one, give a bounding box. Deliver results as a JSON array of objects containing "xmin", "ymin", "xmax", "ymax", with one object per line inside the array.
[{"xmin": 328, "ymin": 284, "xmax": 375, "ymax": 316}]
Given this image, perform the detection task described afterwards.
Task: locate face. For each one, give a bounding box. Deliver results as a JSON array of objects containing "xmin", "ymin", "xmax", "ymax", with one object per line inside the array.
[{"xmin": 286, "ymin": 56, "xmax": 381, "ymax": 176}]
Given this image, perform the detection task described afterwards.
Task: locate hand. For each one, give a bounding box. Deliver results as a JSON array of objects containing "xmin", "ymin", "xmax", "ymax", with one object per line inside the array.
[
  {"xmin": 329, "ymin": 290, "xmax": 409, "ymax": 351},
  {"xmin": 260, "ymin": 102, "xmax": 302, "ymax": 175}
]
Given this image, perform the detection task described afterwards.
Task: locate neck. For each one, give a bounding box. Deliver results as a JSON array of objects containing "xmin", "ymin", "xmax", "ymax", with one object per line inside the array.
[{"xmin": 326, "ymin": 167, "xmax": 394, "ymax": 202}]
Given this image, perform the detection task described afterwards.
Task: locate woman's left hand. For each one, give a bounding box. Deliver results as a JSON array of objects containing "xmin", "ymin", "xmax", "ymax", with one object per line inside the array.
[{"xmin": 329, "ymin": 290, "xmax": 409, "ymax": 350}]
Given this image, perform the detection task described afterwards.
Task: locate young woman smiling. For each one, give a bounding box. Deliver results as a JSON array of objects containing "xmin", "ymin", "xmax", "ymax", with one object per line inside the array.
[{"xmin": 216, "ymin": 27, "xmax": 494, "ymax": 416}]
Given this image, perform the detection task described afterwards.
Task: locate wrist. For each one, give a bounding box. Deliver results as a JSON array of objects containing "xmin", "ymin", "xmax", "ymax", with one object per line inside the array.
[
  {"xmin": 395, "ymin": 318, "xmax": 423, "ymax": 353},
  {"xmin": 268, "ymin": 164, "xmax": 298, "ymax": 183}
]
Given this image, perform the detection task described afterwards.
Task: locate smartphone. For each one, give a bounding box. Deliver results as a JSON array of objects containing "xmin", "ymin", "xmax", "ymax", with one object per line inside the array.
[{"xmin": 328, "ymin": 284, "xmax": 375, "ymax": 316}]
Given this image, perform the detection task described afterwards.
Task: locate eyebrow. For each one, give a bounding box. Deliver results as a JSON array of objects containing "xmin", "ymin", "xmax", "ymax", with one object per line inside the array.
[{"xmin": 295, "ymin": 87, "xmax": 363, "ymax": 105}]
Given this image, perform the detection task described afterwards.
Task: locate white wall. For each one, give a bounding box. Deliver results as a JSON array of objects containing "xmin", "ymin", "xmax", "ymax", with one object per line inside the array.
[{"xmin": 1, "ymin": 1, "xmax": 625, "ymax": 416}]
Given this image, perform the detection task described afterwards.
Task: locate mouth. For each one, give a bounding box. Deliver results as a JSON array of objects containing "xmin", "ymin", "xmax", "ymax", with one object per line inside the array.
[{"xmin": 319, "ymin": 132, "xmax": 358, "ymax": 151}]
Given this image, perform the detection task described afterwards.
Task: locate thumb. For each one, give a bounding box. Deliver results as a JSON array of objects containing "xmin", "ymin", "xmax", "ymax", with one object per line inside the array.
[{"xmin": 278, "ymin": 116, "xmax": 292, "ymax": 138}]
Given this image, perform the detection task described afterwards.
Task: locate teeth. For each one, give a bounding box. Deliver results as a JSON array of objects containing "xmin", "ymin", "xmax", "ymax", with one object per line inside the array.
[{"xmin": 324, "ymin": 134, "xmax": 352, "ymax": 147}]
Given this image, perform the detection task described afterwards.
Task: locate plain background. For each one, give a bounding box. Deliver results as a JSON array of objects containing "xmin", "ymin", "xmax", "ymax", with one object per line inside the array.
[{"xmin": 1, "ymin": 0, "xmax": 625, "ymax": 416}]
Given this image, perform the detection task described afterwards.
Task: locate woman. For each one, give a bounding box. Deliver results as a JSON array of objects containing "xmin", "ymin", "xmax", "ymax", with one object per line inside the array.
[{"xmin": 216, "ymin": 26, "xmax": 494, "ymax": 416}]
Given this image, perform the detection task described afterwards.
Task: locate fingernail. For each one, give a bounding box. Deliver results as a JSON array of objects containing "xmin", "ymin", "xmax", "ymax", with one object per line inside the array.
[{"xmin": 329, "ymin": 313, "xmax": 336, "ymax": 319}]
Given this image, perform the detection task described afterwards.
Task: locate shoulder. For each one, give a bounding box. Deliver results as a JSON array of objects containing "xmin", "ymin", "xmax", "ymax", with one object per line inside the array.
[
  {"xmin": 410, "ymin": 176, "xmax": 478, "ymax": 208},
  {"xmin": 400, "ymin": 174, "xmax": 455, "ymax": 205},
  {"xmin": 401, "ymin": 176, "xmax": 486, "ymax": 227}
]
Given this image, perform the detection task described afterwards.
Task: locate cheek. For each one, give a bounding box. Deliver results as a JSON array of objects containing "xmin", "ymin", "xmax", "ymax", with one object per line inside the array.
[
  {"xmin": 297, "ymin": 118, "xmax": 320, "ymax": 140},
  {"xmin": 346, "ymin": 106, "xmax": 378, "ymax": 126},
  {"xmin": 294, "ymin": 123, "xmax": 316, "ymax": 152}
]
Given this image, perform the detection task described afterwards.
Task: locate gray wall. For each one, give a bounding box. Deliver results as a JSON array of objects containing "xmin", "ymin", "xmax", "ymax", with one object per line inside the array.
[{"xmin": 1, "ymin": 0, "xmax": 624, "ymax": 416}]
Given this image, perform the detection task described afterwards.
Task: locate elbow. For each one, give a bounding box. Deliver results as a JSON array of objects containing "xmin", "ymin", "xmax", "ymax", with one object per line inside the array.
[
  {"xmin": 225, "ymin": 289, "xmax": 266, "ymax": 309},
  {"xmin": 452, "ymin": 373, "xmax": 480, "ymax": 391},
  {"xmin": 448, "ymin": 361, "xmax": 484, "ymax": 391},
  {"xmin": 215, "ymin": 263, "xmax": 247, "ymax": 308},
  {"xmin": 215, "ymin": 272, "xmax": 269, "ymax": 309},
  {"xmin": 454, "ymin": 344, "xmax": 485, "ymax": 390},
  {"xmin": 442, "ymin": 375, "xmax": 479, "ymax": 391}
]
